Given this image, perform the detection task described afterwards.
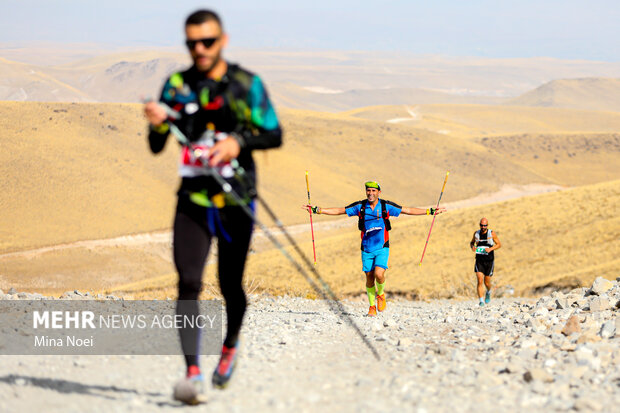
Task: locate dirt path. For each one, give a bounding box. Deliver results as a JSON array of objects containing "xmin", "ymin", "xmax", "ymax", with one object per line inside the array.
[{"xmin": 0, "ymin": 184, "xmax": 564, "ymax": 261}]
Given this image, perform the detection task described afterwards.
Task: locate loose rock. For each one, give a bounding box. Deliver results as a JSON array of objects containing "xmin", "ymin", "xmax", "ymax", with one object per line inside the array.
[
  {"xmin": 599, "ymin": 321, "xmax": 616, "ymax": 338},
  {"xmin": 561, "ymin": 315, "xmax": 581, "ymax": 336},
  {"xmin": 523, "ymin": 368, "xmax": 553, "ymax": 383},
  {"xmin": 590, "ymin": 277, "xmax": 613, "ymax": 295}
]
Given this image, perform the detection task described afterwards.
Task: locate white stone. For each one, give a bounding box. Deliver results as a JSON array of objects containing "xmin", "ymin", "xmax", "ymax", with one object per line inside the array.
[
  {"xmin": 520, "ymin": 340, "xmax": 537, "ymax": 349},
  {"xmin": 523, "ymin": 368, "xmax": 553, "ymax": 383},
  {"xmin": 599, "ymin": 321, "xmax": 616, "ymax": 338},
  {"xmin": 534, "ymin": 307, "xmax": 549, "ymax": 317},
  {"xmin": 590, "ymin": 277, "xmax": 613, "ymax": 295},
  {"xmin": 371, "ymin": 321, "xmax": 383, "ymax": 332},
  {"xmin": 529, "ymin": 318, "xmax": 548, "ymax": 333},
  {"xmin": 589, "ymin": 296, "xmax": 611, "ymax": 312},
  {"xmin": 397, "ymin": 338, "xmax": 413, "ymax": 347},
  {"xmin": 574, "ymin": 398, "xmax": 603, "ymax": 411}
]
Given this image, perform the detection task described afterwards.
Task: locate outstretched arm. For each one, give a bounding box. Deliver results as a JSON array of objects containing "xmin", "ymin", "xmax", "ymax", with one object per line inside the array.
[
  {"xmin": 318, "ymin": 207, "xmax": 346, "ymax": 215},
  {"xmin": 401, "ymin": 206, "xmax": 447, "ymax": 216},
  {"xmin": 301, "ymin": 205, "xmax": 346, "ymax": 215}
]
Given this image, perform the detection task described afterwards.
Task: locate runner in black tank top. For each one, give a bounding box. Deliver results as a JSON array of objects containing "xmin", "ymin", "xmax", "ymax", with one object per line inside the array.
[{"xmin": 470, "ymin": 217, "xmax": 501, "ymax": 307}]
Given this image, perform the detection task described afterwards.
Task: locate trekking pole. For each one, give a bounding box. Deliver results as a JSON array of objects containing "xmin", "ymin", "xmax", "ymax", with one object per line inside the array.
[
  {"xmin": 305, "ymin": 171, "xmax": 317, "ymax": 265},
  {"xmin": 419, "ymin": 171, "xmax": 449, "ymax": 265},
  {"xmin": 154, "ymin": 102, "xmax": 380, "ymax": 360}
]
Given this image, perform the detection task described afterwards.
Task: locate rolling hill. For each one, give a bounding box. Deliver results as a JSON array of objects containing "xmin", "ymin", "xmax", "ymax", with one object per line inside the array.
[
  {"xmin": 1, "ymin": 99, "xmax": 619, "ymax": 298},
  {"xmin": 346, "ymin": 104, "xmax": 620, "ymax": 138},
  {"xmin": 2, "ymin": 101, "xmax": 620, "ymax": 254},
  {"xmin": 508, "ymin": 78, "xmax": 620, "ymax": 112},
  {"xmin": 3, "ymin": 48, "xmax": 620, "ymax": 111}
]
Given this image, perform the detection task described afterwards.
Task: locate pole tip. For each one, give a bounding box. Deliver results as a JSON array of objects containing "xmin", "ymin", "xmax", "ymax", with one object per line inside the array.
[
  {"xmin": 305, "ymin": 171, "xmax": 308, "ymax": 175},
  {"xmin": 446, "ymin": 171, "xmax": 450, "ymax": 175}
]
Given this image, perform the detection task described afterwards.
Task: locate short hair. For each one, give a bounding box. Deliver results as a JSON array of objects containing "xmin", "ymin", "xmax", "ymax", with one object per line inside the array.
[{"xmin": 185, "ymin": 9, "xmax": 223, "ymax": 29}]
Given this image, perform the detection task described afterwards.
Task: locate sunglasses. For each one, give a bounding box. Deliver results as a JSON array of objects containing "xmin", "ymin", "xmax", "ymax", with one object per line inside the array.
[
  {"xmin": 185, "ymin": 37, "xmax": 219, "ymax": 50},
  {"xmin": 480, "ymin": 224, "xmax": 488, "ymax": 227}
]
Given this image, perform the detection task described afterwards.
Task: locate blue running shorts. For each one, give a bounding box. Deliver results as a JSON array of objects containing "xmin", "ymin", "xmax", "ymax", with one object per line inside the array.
[{"xmin": 361, "ymin": 247, "xmax": 390, "ymax": 272}]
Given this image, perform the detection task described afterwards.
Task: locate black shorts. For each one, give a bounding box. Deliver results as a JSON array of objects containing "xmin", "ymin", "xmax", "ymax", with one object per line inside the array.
[{"xmin": 474, "ymin": 260, "xmax": 494, "ymax": 276}]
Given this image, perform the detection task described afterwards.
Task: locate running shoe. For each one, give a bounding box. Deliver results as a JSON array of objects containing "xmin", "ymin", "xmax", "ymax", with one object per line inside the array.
[
  {"xmin": 367, "ymin": 305, "xmax": 377, "ymax": 317},
  {"xmin": 173, "ymin": 365, "xmax": 206, "ymax": 405},
  {"xmin": 485, "ymin": 291, "xmax": 491, "ymax": 304},
  {"xmin": 479, "ymin": 301, "xmax": 485, "ymax": 307},
  {"xmin": 212, "ymin": 343, "xmax": 238, "ymax": 389},
  {"xmin": 376, "ymin": 293, "xmax": 386, "ymax": 312}
]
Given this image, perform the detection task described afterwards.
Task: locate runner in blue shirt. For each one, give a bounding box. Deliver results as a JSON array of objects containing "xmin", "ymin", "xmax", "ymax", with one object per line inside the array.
[{"xmin": 306, "ymin": 181, "xmax": 446, "ymax": 316}]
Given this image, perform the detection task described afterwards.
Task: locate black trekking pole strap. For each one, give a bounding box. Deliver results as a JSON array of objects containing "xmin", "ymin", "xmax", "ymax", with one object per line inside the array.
[{"xmin": 159, "ymin": 104, "xmax": 380, "ymax": 360}]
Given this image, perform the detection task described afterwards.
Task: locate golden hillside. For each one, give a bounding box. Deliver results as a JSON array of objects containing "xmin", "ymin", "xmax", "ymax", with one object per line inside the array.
[
  {"xmin": 2, "ymin": 101, "xmax": 620, "ymax": 254},
  {"xmin": 346, "ymin": 104, "xmax": 620, "ymax": 138},
  {"xmin": 4, "ymin": 49, "xmax": 620, "ymax": 110},
  {"xmin": 268, "ymin": 84, "xmax": 504, "ymax": 112},
  {"xmin": 0, "ymin": 57, "xmax": 90, "ymax": 102},
  {"xmin": 104, "ymin": 179, "xmax": 620, "ymax": 300},
  {"xmin": 508, "ymin": 78, "xmax": 620, "ymax": 112},
  {"xmin": 478, "ymin": 133, "xmax": 620, "ymax": 185},
  {"xmin": 1, "ymin": 100, "xmax": 619, "ymax": 298},
  {"xmin": 0, "ymin": 102, "xmax": 178, "ymax": 252}
]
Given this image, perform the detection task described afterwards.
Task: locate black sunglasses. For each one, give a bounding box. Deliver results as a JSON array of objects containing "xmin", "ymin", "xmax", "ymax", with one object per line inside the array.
[
  {"xmin": 480, "ymin": 224, "xmax": 488, "ymax": 227},
  {"xmin": 185, "ymin": 37, "xmax": 219, "ymax": 50}
]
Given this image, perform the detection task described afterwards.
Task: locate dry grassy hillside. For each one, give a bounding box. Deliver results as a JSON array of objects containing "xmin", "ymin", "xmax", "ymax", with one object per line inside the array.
[
  {"xmin": 0, "ymin": 58, "xmax": 90, "ymax": 102},
  {"xmin": 2, "ymin": 101, "xmax": 619, "ymax": 255},
  {"xmin": 106, "ymin": 179, "xmax": 620, "ymax": 300},
  {"xmin": 347, "ymin": 104, "xmax": 620, "ymax": 138},
  {"xmin": 4, "ymin": 49, "xmax": 620, "ymax": 110},
  {"xmin": 268, "ymin": 84, "xmax": 504, "ymax": 112},
  {"xmin": 478, "ymin": 133, "xmax": 620, "ymax": 185},
  {"xmin": 51, "ymin": 51, "xmax": 188, "ymax": 103},
  {"xmin": 0, "ymin": 101, "xmax": 178, "ymax": 252},
  {"xmin": 508, "ymin": 78, "xmax": 620, "ymax": 112},
  {"xmin": 1, "ymin": 100, "xmax": 619, "ymax": 298}
]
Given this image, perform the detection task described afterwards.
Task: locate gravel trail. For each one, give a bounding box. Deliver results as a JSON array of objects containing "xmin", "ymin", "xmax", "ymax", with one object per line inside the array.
[{"xmin": 0, "ymin": 277, "xmax": 618, "ymax": 412}]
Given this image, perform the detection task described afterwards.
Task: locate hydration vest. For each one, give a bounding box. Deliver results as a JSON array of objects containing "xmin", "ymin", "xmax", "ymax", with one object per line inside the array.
[
  {"xmin": 358, "ymin": 199, "xmax": 391, "ymax": 232},
  {"xmin": 474, "ymin": 229, "xmax": 495, "ymax": 260}
]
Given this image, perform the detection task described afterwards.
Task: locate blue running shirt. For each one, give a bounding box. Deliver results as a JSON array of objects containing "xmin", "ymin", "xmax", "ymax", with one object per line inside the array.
[{"xmin": 346, "ymin": 199, "xmax": 402, "ymax": 252}]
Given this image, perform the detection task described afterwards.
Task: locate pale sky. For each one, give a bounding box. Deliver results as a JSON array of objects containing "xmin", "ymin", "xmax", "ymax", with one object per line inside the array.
[{"xmin": 1, "ymin": 0, "xmax": 619, "ymax": 61}]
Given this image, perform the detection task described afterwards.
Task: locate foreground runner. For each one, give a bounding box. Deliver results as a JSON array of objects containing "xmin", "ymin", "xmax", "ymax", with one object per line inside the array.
[
  {"xmin": 470, "ymin": 217, "xmax": 501, "ymax": 307},
  {"xmin": 306, "ymin": 181, "xmax": 445, "ymax": 316},
  {"xmin": 144, "ymin": 9, "xmax": 282, "ymax": 403}
]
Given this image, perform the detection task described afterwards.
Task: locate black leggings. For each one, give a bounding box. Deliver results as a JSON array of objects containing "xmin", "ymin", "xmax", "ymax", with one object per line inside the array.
[{"xmin": 173, "ymin": 195, "xmax": 253, "ymax": 368}]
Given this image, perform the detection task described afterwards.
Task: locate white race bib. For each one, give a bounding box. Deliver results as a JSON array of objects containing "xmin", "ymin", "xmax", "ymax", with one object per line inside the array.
[
  {"xmin": 476, "ymin": 246, "xmax": 489, "ymax": 255},
  {"xmin": 178, "ymin": 130, "xmax": 235, "ymax": 178}
]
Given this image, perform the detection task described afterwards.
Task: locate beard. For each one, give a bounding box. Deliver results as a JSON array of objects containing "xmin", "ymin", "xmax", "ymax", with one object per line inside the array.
[{"xmin": 194, "ymin": 50, "xmax": 221, "ymax": 73}]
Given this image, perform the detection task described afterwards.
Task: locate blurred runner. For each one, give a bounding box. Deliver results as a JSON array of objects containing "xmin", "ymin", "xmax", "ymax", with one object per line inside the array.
[{"xmin": 144, "ymin": 9, "xmax": 282, "ymax": 403}]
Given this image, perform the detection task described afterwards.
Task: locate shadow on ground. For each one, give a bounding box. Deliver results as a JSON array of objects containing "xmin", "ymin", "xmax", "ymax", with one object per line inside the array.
[{"xmin": 0, "ymin": 374, "xmax": 165, "ymax": 401}]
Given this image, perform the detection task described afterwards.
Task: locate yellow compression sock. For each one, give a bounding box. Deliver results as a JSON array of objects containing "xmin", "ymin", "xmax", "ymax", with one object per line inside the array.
[
  {"xmin": 376, "ymin": 282, "xmax": 385, "ymax": 296},
  {"xmin": 366, "ymin": 286, "xmax": 376, "ymax": 306}
]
